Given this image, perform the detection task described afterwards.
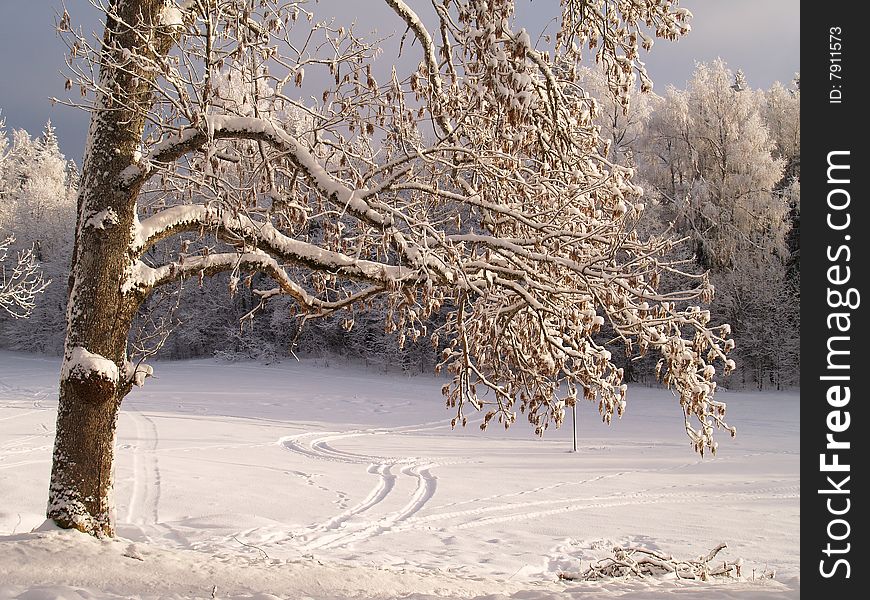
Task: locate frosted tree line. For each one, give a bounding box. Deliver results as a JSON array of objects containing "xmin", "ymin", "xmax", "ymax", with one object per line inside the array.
[
  {"xmin": 637, "ymin": 62, "xmax": 799, "ymax": 390},
  {"xmin": 0, "ymin": 118, "xmax": 77, "ymax": 334},
  {"xmin": 1, "ymin": 61, "xmax": 798, "ymax": 389}
]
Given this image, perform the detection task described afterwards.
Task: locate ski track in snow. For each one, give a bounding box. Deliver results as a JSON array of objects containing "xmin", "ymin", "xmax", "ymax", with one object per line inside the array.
[
  {"xmin": 419, "ymin": 453, "xmax": 728, "ymax": 519},
  {"xmin": 279, "ymin": 422, "xmax": 449, "ymax": 551},
  {"xmin": 305, "ymin": 463, "xmax": 439, "ymax": 551},
  {"xmin": 281, "ymin": 423, "xmax": 798, "ymax": 550},
  {"xmin": 124, "ymin": 408, "xmax": 162, "ymax": 527},
  {"xmin": 439, "ymin": 484, "xmax": 799, "ymax": 531},
  {"xmin": 0, "ymin": 433, "xmax": 53, "ymax": 470}
]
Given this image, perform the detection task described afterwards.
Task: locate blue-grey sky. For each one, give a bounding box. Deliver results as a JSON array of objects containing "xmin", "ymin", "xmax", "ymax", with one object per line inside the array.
[{"xmin": 0, "ymin": 1, "xmax": 799, "ymax": 162}]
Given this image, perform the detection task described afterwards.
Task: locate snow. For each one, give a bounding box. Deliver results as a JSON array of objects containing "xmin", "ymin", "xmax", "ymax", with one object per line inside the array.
[
  {"xmin": 122, "ymin": 260, "xmax": 161, "ymax": 294},
  {"xmin": 159, "ymin": 5, "xmax": 184, "ymax": 27},
  {"xmin": 123, "ymin": 360, "xmax": 153, "ymax": 387},
  {"xmin": 83, "ymin": 207, "xmax": 119, "ymax": 230},
  {"xmin": 60, "ymin": 346, "xmax": 119, "ymax": 382},
  {"xmin": 129, "ymin": 205, "xmax": 409, "ymax": 289},
  {"xmin": 0, "ymin": 351, "xmax": 799, "ymax": 598}
]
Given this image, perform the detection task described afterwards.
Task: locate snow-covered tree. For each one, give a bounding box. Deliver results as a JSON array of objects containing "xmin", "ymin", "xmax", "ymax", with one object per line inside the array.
[
  {"xmin": 764, "ymin": 75, "xmax": 800, "ymax": 180},
  {"xmin": 763, "ymin": 75, "xmax": 800, "ymax": 278},
  {"xmin": 760, "ymin": 75, "xmax": 800, "ymax": 386},
  {"xmin": 712, "ymin": 261, "xmax": 797, "ymax": 389},
  {"xmin": 7, "ymin": 122, "xmax": 75, "ymax": 262},
  {"xmin": 577, "ymin": 66, "xmax": 658, "ymax": 167},
  {"xmin": 641, "ymin": 59, "xmax": 787, "ymax": 271},
  {"xmin": 0, "ymin": 121, "xmax": 78, "ymax": 351},
  {"xmin": 50, "ymin": 0, "xmax": 735, "ymax": 537},
  {"xmin": 638, "ymin": 60, "xmax": 795, "ymax": 387}
]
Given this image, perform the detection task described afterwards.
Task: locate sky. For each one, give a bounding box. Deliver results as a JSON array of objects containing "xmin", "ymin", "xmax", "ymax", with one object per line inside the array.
[{"xmin": 0, "ymin": 0, "xmax": 799, "ymax": 162}]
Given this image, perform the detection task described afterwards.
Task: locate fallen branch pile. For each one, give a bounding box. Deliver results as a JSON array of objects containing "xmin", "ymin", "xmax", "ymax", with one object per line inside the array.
[{"xmin": 561, "ymin": 542, "xmax": 744, "ymax": 581}]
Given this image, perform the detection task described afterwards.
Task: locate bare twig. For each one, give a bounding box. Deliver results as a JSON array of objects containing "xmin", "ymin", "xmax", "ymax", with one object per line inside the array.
[{"xmin": 231, "ymin": 535, "xmax": 270, "ymax": 560}]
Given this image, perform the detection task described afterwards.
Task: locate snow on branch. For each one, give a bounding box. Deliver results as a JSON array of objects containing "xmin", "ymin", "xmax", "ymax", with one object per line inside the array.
[
  {"xmin": 127, "ymin": 115, "xmax": 457, "ymax": 284},
  {"xmin": 130, "ymin": 205, "xmax": 414, "ymax": 289},
  {"xmin": 126, "ymin": 249, "xmax": 387, "ymax": 316},
  {"xmin": 384, "ymin": 0, "xmax": 453, "ymax": 138},
  {"xmin": 61, "ymin": 346, "xmax": 119, "ymax": 384}
]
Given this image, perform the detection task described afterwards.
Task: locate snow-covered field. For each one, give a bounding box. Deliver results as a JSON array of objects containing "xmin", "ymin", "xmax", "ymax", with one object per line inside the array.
[{"xmin": 0, "ymin": 351, "xmax": 799, "ymax": 599}]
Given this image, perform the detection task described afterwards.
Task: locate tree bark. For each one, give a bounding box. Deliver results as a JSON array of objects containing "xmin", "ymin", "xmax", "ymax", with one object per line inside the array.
[{"xmin": 47, "ymin": 0, "xmax": 175, "ymax": 536}]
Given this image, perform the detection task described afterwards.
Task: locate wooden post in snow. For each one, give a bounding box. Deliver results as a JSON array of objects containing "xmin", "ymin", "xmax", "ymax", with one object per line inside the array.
[{"xmin": 572, "ymin": 403, "xmax": 577, "ymax": 452}]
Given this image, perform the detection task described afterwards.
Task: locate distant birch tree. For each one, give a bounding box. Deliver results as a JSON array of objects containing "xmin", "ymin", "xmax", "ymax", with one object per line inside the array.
[
  {"xmin": 639, "ymin": 60, "xmax": 794, "ymax": 387},
  {"xmin": 0, "ymin": 117, "xmax": 66, "ymax": 322},
  {"xmin": 50, "ymin": 0, "xmax": 735, "ymax": 537},
  {"xmin": 641, "ymin": 59, "xmax": 788, "ymax": 271},
  {"xmin": 576, "ymin": 66, "xmax": 657, "ymax": 168},
  {"xmin": 0, "ymin": 121, "xmax": 78, "ymax": 349}
]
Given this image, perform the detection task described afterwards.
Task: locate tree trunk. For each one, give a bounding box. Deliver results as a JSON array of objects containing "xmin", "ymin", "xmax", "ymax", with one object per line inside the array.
[
  {"xmin": 47, "ymin": 0, "xmax": 175, "ymax": 536},
  {"xmin": 48, "ymin": 382, "xmax": 125, "ymax": 536}
]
